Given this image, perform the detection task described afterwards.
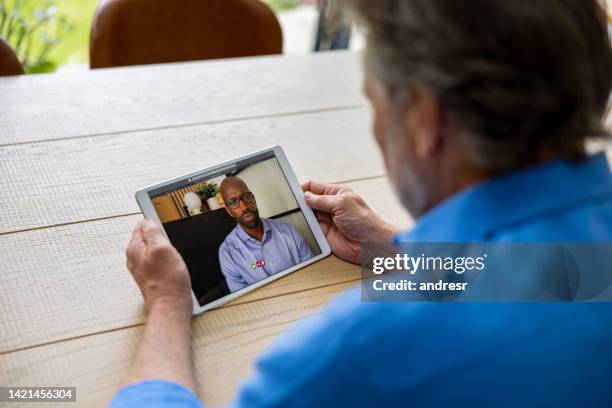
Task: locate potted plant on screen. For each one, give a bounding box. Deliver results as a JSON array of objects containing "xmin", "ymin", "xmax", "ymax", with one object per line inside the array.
[{"xmin": 197, "ymin": 183, "xmax": 221, "ymax": 211}]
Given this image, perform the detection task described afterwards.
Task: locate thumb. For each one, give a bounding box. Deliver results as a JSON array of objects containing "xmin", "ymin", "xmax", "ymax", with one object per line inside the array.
[
  {"xmin": 304, "ymin": 191, "xmax": 338, "ymax": 213},
  {"xmin": 141, "ymin": 220, "xmax": 168, "ymax": 246}
]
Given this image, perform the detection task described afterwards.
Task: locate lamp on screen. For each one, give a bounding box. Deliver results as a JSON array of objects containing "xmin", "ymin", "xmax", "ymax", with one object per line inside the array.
[{"xmin": 184, "ymin": 192, "xmax": 202, "ymax": 215}]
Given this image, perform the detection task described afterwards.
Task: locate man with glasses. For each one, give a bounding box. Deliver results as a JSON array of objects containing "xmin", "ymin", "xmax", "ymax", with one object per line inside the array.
[{"xmin": 217, "ymin": 176, "xmax": 313, "ymax": 292}]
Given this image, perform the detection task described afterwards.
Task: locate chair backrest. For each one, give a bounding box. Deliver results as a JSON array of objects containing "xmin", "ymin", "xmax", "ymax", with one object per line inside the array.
[
  {"xmin": 0, "ymin": 38, "xmax": 24, "ymax": 76},
  {"xmin": 90, "ymin": 0, "xmax": 283, "ymax": 69}
]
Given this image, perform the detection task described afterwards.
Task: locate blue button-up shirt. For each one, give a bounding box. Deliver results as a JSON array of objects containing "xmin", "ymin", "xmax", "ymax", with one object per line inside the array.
[
  {"xmin": 218, "ymin": 218, "xmax": 313, "ymax": 292},
  {"xmin": 110, "ymin": 153, "xmax": 612, "ymax": 408}
]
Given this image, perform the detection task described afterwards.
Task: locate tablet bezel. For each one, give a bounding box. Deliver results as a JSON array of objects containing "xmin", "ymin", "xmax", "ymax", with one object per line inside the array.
[{"xmin": 135, "ymin": 145, "xmax": 332, "ymax": 315}]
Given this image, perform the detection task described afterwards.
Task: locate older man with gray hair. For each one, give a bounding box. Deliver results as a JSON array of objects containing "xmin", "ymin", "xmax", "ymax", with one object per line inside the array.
[{"xmin": 116, "ymin": 1, "xmax": 612, "ymax": 407}]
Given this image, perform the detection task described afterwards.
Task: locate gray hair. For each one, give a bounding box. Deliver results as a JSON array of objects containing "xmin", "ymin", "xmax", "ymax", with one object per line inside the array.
[{"xmin": 346, "ymin": 0, "xmax": 612, "ymax": 170}]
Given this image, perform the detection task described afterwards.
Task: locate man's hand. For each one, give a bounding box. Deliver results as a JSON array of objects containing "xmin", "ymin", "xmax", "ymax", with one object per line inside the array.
[
  {"xmin": 302, "ymin": 181, "xmax": 399, "ymax": 264},
  {"xmin": 126, "ymin": 220, "xmax": 193, "ymax": 313},
  {"xmin": 121, "ymin": 220, "xmax": 196, "ymax": 391}
]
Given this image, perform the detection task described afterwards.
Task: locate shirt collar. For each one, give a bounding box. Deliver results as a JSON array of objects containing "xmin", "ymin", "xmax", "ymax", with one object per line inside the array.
[
  {"xmin": 395, "ymin": 152, "xmax": 612, "ymax": 243},
  {"xmin": 235, "ymin": 217, "xmax": 273, "ymax": 243}
]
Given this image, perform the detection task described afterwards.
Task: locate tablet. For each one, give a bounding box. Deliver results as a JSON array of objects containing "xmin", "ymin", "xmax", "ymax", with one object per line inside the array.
[{"xmin": 136, "ymin": 146, "xmax": 331, "ymax": 314}]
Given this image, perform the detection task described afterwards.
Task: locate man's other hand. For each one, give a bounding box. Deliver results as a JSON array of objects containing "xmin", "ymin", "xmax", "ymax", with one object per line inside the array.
[
  {"xmin": 302, "ymin": 181, "xmax": 399, "ymax": 264},
  {"xmin": 126, "ymin": 220, "xmax": 193, "ymax": 313}
]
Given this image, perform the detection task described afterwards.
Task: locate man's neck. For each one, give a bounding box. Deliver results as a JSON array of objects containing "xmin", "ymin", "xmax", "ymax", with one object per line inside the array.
[
  {"xmin": 427, "ymin": 153, "xmax": 561, "ymax": 214},
  {"xmin": 240, "ymin": 220, "xmax": 264, "ymax": 242}
]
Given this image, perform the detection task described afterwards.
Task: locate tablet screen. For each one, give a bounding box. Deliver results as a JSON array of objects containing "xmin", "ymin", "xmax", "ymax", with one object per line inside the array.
[{"xmin": 148, "ymin": 152, "xmax": 322, "ymax": 307}]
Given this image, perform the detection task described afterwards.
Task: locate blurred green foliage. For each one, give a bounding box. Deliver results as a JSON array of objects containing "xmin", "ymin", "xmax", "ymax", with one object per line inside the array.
[
  {"xmin": 45, "ymin": 0, "xmax": 97, "ymax": 68},
  {"xmin": 0, "ymin": 0, "xmax": 76, "ymax": 73},
  {"xmin": 266, "ymin": 0, "xmax": 299, "ymax": 11}
]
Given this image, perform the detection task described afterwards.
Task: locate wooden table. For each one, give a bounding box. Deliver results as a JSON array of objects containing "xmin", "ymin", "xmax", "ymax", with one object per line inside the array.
[{"xmin": 0, "ymin": 51, "xmax": 412, "ymax": 407}]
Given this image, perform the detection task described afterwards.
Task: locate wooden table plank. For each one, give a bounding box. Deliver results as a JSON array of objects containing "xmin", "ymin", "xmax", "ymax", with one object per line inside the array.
[
  {"xmin": 0, "ymin": 279, "xmax": 359, "ymax": 408},
  {"xmin": 0, "ymin": 108, "xmax": 382, "ymax": 234},
  {"xmin": 0, "ymin": 177, "xmax": 412, "ymax": 353},
  {"xmin": 0, "ymin": 52, "xmax": 365, "ymax": 146},
  {"xmin": 314, "ymin": 50, "xmax": 366, "ymax": 104}
]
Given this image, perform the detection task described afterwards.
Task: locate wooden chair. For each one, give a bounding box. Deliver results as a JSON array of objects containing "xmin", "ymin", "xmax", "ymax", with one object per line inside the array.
[
  {"xmin": 0, "ymin": 38, "xmax": 24, "ymax": 76},
  {"xmin": 90, "ymin": 0, "xmax": 283, "ymax": 69}
]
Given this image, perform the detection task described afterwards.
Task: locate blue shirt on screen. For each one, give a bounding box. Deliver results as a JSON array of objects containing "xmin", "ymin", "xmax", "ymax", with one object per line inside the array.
[
  {"xmin": 219, "ymin": 218, "xmax": 313, "ymax": 292},
  {"xmin": 110, "ymin": 152, "xmax": 612, "ymax": 408}
]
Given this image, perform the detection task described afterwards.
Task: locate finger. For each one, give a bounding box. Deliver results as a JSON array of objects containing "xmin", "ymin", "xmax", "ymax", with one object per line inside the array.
[
  {"xmin": 127, "ymin": 222, "xmax": 145, "ymax": 253},
  {"xmin": 314, "ymin": 209, "xmax": 331, "ymax": 223},
  {"xmin": 141, "ymin": 220, "xmax": 168, "ymax": 247},
  {"xmin": 301, "ymin": 180, "xmax": 311, "ymax": 192},
  {"xmin": 319, "ymin": 220, "xmax": 331, "ymax": 235},
  {"xmin": 316, "ymin": 210, "xmax": 331, "ymax": 221},
  {"xmin": 126, "ymin": 225, "xmax": 146, "ymax": 273},
  {"xmin": 302, "ymin": 180, "xmax": 338, "ymax": 195},
  {"xmin": 315, "ymin": 212, "xmax": 332, "ymax": 233},
  {"xmin": 304, "ymin": 191, "xmax": 339, "ymax": 212}
]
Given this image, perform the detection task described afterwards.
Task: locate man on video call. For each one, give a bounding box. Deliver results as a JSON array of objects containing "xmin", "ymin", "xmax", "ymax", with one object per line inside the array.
[
  {"xmin": 218, "ymin": 176, "xmax": 313, "ymax": 292},
  {"xmin": 116, "ymin": 0, "xmax": 612, "ymax": 407}
]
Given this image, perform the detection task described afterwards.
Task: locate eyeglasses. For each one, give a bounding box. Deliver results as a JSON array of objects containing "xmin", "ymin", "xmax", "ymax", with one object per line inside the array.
[{"xmin": 225, "ymin": 192, "xmax": 255, "ymax": 209}]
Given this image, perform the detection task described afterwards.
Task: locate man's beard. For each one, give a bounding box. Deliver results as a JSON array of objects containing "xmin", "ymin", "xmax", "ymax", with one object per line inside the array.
[
  {"xmin": 238, "ymin": 209, "xmax": 260, "ymax": 229},
  {"xmin": 389, "ymin": 157, "xmax": 429, "ymax": 218},
  {"xmin": 384, "ymin": 121, "xmax": 430, "ymax": 218}
]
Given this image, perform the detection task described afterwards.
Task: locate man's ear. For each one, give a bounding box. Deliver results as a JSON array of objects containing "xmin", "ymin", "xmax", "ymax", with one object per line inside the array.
[{"xmin": 403, "ymin": 88, "xmax": 443, "ymax": 158}]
